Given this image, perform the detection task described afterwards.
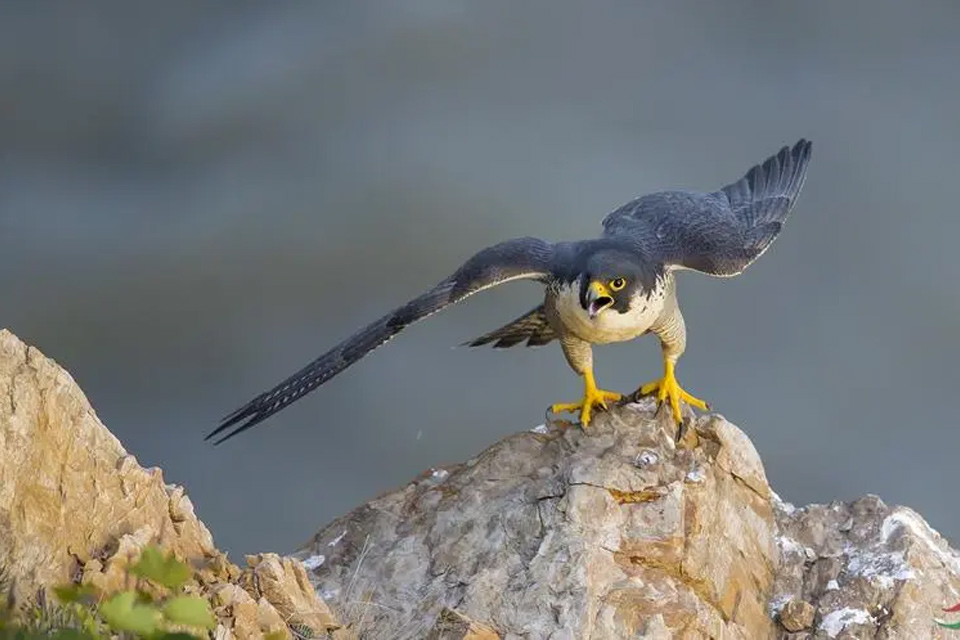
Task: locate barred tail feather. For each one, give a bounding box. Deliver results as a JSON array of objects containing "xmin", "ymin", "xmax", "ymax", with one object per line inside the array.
[{"xmin": 464, "ymin": 305, "xmax": 557, "ymax": 349}]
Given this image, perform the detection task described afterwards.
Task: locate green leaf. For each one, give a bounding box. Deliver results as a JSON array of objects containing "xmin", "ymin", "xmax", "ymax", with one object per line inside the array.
[
  {"xmin": 52, "ymin": 584, "xmax": 99, "ymax": 605},
  {"xmin": 129, "ymin": 546, "xmax": 192, "ymax": 590},
  {"xmin": 161, "ymin": 596, "xmax": 215, "ymax": 629},
  {"xmin": 98, "ymin": 591, "xmax": 161, "ymax": 634},
  {"xmin": 936, "ymin": 618, "xmax": 960, "ymax": 629},
  {"xmin": 155, "ymin": 633, "xmax": 205, "ymax": 640}
]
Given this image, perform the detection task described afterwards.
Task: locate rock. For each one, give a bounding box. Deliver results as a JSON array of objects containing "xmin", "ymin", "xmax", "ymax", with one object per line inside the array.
[
  {"xmin": 427, "ymin": 608, "xmax": 500, "ymax": 640},
  {"xmin": 778, "ymin": 599, "xmax": 815, "ymax": 632},
  {"xmin": 7, "ymin": 327, "xmax": 960, "ymax": 639},
  {"xmin": 0, "ymin": 329, "xmax": 347, "ymax": 639},
  {"xmin": 0, "ymin": 328, "xmax": 212, "ymax": 601},
  {"xmin": 701, "ymin": 414, "xmax": 771, "ymax": 499},
  {"xmin": 771, "ymin": 496, "xmax": 960, "ymax": 638},
  {"xmin": 299, "ymin": 396, "xmax": 960, "ymax": 639},
  {"xmin": 242, "ymin": 553, "xmax": 340, "ymax": 635},
  {"xmin": 212, "ymin": 583, "xmax": 262, "ymax": 639},
  {"xmin": 256, "ymin": 596, "xmax": 288, "ymax": 637},
  {"xmin": 298, "ymin": 400, "xmax": 779, "ymax": 638}
]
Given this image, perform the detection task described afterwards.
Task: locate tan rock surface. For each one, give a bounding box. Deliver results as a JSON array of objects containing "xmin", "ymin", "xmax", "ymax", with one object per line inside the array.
[
  {"xmin": 778, "ymin": 599, "xmax": 815, "ymax": 632},
  {"xmin": 299, "ymin": 401, "xmax": 960, "ymax": 639},
  {"xmin": 298, "ymin": 402, "xmax": 780, "ymax": 638},
  {"xmin": 242, "ymin": 552, "xmax": 341, "ymax": 633},
  {"xmin": 0, "ymin": 329, "xmax": 346, "ymax": 639},
  {"xmin": 7, "ymin": 326, "xmax": 960, "ymax": 639},
  {"xmin": 0, "ymin": 328, "xmax": 214, "ymax": 600}
]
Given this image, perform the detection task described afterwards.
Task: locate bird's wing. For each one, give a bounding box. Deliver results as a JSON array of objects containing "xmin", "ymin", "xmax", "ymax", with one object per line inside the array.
[
  {"xmin": 463, "ymin": 304, "xmax": 557, "ymax": 349},
  {"xmin": 601, "ymin": 139, "xmax": 812, "ymax": 276},
  {"xmin": 207, "ymin": 237, "xmax": 555, "ymax": 444}
]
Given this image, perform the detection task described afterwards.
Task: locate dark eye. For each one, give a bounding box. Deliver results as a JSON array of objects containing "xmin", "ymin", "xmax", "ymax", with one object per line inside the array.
[{"xmin": 610, "ymin": 278, "xmax": 626, "ymax": 291}]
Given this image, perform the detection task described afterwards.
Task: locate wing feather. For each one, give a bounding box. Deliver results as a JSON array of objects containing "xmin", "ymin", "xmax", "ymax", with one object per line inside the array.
[
  {"xmin": 208, "ymin": 237, "xmax": 555, "ymax": 443},
  {"xmin": 463, "ymin": 305, "xmax": 557, "ymax": 349},
  {"xmin": 602, "ymin": 139, "xmax": 812, "ymax": 276}
]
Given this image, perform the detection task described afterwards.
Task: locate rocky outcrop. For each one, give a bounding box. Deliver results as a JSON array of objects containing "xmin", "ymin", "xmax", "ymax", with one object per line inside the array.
[
  {"xmin": 772, "ymin": 496, "xmax": 960, "ymax": 638},
  {"xmin": 5, "ymin": 327, "xmax": 960, "ymax": 639},
  {"xmin": 298, "ymin": 401, "xmax": 960, "ymax": 639},
  {"xmin": 0, "ymin": 329, "xmax": 347, "ymax": 639},
  {"xmin": 297, "ymin": 401, "xmax": 779, "ymax": 638}
]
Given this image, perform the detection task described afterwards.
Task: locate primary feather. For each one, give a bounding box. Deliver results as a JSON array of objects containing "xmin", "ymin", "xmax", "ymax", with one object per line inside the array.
[
  {"xmin": 211, "ymin": 139, "xmax": 812, "ymax": 443},
  {"xmin": 602, "ymin": 139, "xmax": 812, "ymax": 276},
  {"xmin": 207, "ymin": 237, "xmax": 555, "ymax": 443}
]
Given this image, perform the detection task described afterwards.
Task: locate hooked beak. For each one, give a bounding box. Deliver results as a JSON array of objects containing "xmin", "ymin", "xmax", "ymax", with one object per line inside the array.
[{"xmin": 586, "ymin": 281, "xmax": 614, "ymax": 318}]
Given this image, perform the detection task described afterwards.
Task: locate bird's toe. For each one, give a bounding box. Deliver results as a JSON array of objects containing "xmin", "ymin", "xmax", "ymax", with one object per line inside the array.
[{"xmin": 636, "ymin": 373, "xmax": 707, "ymax": 423}]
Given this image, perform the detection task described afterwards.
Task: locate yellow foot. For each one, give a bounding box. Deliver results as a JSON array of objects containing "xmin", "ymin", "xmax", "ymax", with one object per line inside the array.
[
  {"xmin": 638, "ymin": 365, "xmax": 708, "ymax": 423},
  {"xmin": 551, "ymin": 387, "xmax": 622, "ymax": 427}
]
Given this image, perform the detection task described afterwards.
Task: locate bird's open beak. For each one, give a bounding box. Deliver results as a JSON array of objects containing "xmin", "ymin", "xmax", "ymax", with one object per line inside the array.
[{"xmin": 587, "ymin": 281, "xmax": 614, "ymax": 318}]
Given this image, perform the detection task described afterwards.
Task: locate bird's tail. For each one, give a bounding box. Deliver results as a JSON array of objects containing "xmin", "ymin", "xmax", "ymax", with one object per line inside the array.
[{"xmin": 463, "ymin": 305, "xmax": 557, "ymax": 349}]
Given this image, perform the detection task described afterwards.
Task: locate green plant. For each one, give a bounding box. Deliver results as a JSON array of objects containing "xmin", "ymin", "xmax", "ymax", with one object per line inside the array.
[{"xmin": 0, "ymin": 546, "xmax": 216, "ymax": 640}]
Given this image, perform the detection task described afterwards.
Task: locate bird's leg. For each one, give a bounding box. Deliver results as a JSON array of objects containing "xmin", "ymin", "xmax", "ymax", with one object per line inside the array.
[
  {"xmin": 637, "ymin": 356, "xmax": 708, "ymax": 423},
  {"xmin": 551, "ymin": 368, "xmax": 622, "ymax": 427},
  {"xmin": 636, "ymin": 294, "xmax": 708, "ymax": 424}
]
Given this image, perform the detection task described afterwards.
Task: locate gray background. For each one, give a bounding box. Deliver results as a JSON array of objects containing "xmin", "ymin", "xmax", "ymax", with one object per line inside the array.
[{"xmin": 3, "ymin": 2, "xmax": 959, "ymax": 558}]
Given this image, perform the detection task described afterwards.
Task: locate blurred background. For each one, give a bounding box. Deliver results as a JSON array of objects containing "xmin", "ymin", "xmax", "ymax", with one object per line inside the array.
[{"xmin": 2, "ymin": 1, "xmax": 959, "ymax": 557}]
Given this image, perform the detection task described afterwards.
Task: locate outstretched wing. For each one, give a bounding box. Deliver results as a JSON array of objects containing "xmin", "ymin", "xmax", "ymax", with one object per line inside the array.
[
  {"xmin": 208, "ymin": 237, "xmax": 555, "ymax": 444},
  {"xmin": 463, "ymin": 304, "xmax": 557, "ymax": 349},
  {"xmin": 602, "ymin": 139, "xmax": 812, "ymax": 276}
]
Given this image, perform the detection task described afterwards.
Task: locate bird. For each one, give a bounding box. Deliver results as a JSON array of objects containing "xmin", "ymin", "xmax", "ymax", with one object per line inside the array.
[{"xmin": 207, "ymin": 139, "xmax": 812, "ymax": 445}]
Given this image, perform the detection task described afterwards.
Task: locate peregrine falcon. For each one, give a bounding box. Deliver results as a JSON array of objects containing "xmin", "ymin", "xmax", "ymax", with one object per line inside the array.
[{"xmin": 208, "ymin": 139, "xmax": 812, "ymax": 444}]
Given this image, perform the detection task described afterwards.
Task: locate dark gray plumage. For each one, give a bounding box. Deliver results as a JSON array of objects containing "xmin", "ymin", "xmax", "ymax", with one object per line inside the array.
[
  {"xmin": 602, "ymin": 139, "xmax": 812, "ymax": 276},
  {"xmin": 209, "ymin": 139, "xmax": 811, "ymax": 443},
  {"xmin": 208, "ymin": 237, "xmax": 558, "ymax": 443}
]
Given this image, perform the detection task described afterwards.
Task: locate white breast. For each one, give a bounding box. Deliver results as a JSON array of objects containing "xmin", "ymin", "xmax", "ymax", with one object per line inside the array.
[{"xmin": 552, "ymin": 280, "xmax": 666, "ymax": 344}]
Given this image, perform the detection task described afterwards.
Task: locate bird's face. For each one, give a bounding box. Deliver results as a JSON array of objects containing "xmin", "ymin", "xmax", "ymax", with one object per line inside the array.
[{"xmin": 579, "ymin": 253, "xmax": 645, "ymax": 319}]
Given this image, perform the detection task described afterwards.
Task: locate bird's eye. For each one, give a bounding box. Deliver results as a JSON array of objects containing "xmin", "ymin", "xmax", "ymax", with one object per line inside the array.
[{"xmin": 610, "ymin": 278, "xmax": 626, "ymax": 291}]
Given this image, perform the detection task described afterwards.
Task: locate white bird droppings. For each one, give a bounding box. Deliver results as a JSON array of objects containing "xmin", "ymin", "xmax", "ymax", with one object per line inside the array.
[
  {"xmin": 819, "ymin": 608, "xmax": 872, "ymax": 638},
  {"xmin": 301, "ymin": 554, "xmax": 325, "ymax": 570},
  {"xmin": 685, "ymin": 467, "xmax": 706, "ymax": 483}
]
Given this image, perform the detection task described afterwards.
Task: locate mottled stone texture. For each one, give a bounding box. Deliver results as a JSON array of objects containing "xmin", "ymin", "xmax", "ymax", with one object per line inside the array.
[
  {"xmin": 299, "ymin": 402, "xmax": 960, "ymax": 639},
  {"xmin": 772, "ymin": 495, "xmax": 960, "ymax": 639},
  {"xmin": 298, "ymin": 402, "xmax": 780, "ymax": 638},
  {"xmin": 0, "ymin": 329, "xmax": 347, "ymax": 640},
  {"xmin": 5, "ymin": 326, "xmax": 960, "ymax": 639}
]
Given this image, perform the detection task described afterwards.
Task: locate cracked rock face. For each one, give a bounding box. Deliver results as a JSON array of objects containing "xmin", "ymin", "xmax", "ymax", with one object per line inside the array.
[
  {"xmin": 0, "ymin": 329, "xmax": 347, "ymax": 640},
  {"xmin": 6, "ymin": 327, "xmax": 960, "ymax": 639},
  {"xmin": 772, "ymin": 495, "xmax": 960, "ymax": 639},
  {"xmin": 297, "ymin": 402, "xmax": 780, "ymax": 638},
  {"xmin": 300, "ymin": 400, "xmax": 960, "ymax": 639},
  {"xmin": 0, "ymin": 329, "xmax": 213, "ymax": 602}
]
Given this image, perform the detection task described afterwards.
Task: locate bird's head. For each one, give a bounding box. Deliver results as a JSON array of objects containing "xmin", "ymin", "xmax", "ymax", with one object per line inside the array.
[{"xmin": 579, "ymin": 250, "xmax": 652, "ymax": 319}]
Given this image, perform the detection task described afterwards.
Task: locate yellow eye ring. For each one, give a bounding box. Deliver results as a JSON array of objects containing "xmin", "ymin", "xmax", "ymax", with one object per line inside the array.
[{"xmin": 610, "ymin": 278, "xmax": 626, "ymax": 291}]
